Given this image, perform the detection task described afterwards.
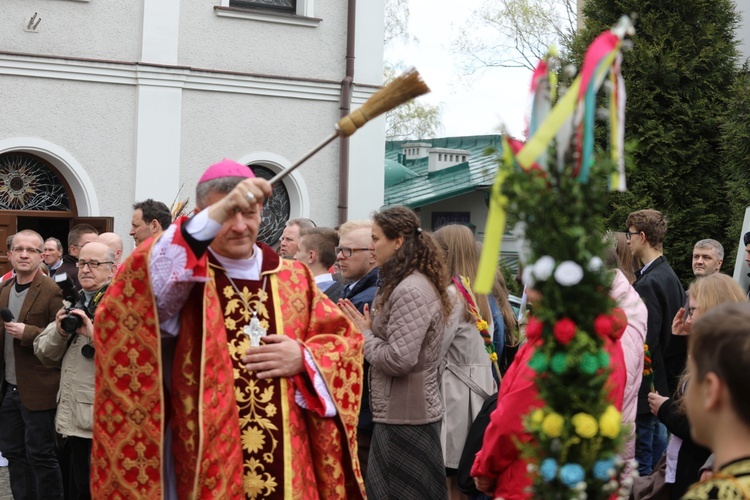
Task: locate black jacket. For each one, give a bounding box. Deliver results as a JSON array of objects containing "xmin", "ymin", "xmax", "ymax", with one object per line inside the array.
[
  {"xmin": 658, "ymin": 396, "xmax": 711, "ymax": 499},
  {"xmin": 633, "ymin": 256, "xmax": 685, "ymax": 413},
  {"xmin": 344, "ymin": 266, "xmax": 379, "ymax": 432},
  {"xmin": 56, "ymin": 254, "xmax": 81, "ymax": 293}
]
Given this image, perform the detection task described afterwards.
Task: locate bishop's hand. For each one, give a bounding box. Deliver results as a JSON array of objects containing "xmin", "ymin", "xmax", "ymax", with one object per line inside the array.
[
  {"xmin": 242, "ymin": 334, "xmax": 304, "ymax": 379},
  {"xmin": 206, "ymin": 178, "xmax": 272, "ymax": 225}
]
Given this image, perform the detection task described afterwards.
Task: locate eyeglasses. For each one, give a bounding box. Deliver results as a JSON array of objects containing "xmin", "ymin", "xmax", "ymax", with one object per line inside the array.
[
  {"xmin": 624, "ymin": 231, "xmax": 641, "ymax": 241},
  {"xmin": 335, "ymin": 247, "xmax": 370, "ymax": 258},
  {"xmin": 76, "ymin": 260, "xmax": 114, "ymax": 269},
  {"xmin": 686, "ymin": 306, "xmax": 697, "ymax": 318},
  {"xmin": 11, "ymin": 247, "xmax": 42, "ymax": 254}
]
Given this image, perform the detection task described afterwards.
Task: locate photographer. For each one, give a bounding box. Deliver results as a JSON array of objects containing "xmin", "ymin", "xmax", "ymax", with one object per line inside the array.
[{"xmin": 34, "ymin": 242, "xmax": 116, "ymax": 500}]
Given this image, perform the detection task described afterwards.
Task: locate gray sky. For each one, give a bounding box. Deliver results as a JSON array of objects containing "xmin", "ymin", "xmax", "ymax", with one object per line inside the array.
[{"xmin": 386, "ymin": 0, "xmax": 531, "ymax": 139}]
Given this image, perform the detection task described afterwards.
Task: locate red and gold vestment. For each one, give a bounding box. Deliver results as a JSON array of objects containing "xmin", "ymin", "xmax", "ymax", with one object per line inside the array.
[{"xmin": 92, "ymin": 220, "xmax": 365, "ymax": 499}]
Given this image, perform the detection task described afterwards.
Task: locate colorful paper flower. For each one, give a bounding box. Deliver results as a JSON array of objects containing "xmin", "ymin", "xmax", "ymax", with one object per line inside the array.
[
  {"xmin": 554, "ymin": 261, "xmax": 584, "ymax": 286},
  {"xmin": 531, "ymin": 409, "xmax": 545, "ymax": 424},
  {"xmin": 489, "ymin": 352, "xmax": 498, "ymax": 362},
  {"xmin": 611, "ymin": 307, "xmax": 628, "ymax": 339},
  {"xmin": 550, "ymin": 352, "xmax": 568, "ymax": 374},
  {"xmin": 541, "ymin": 412, "xmax": 564, "ymax": 438},
  {"xmin": 533, "ymin": 255, "xmax": 556, "ymax": 281},
  {"xmin": 588, "ymin": 256, "xmax": 603, "ymax": 272},
  {"xmin": 526, "ymin": 316, "xmax": 544, "ymax": 341},
  {"xmin": 571, "ymin": 412, "xmax": 598, "ymax": 438},
  {"xmin": 540, "ymin": 458, "xmax": 558, "ymax": 482},
  {"xmin": 593, "ymin": 313, "xmax": 614, "ymax": 339},
  {"xmin": 522, "ymin": 266, "xmax": 535, "ymax": 287},
  {"xmin": 593, "ymin": 458, "xmax": 615, "ymax": 480},
  {"xmin": 529, "ymin": 351, "xmax": 549, "ymax": 372},
  {"xmin": 553, "ymin": 318, "xmax": 577, "ymax": 345},
  {"xmin": 559, "ymin": 463, "xmax": 586, "ymax": 488},
  {"xmin": 599, "ymin": 405, "xmax": 622, "ymax": 438},
  {"xmin": 476, "ymin": 319, "xmax": 489, "ymax": 332},
  {"xmin": 579, "ymin": 352, "xmax": 600, "ymax": 374},
  {"xmin": 598, "ymin": 350, "xmax": 610, "ymax": 369}
]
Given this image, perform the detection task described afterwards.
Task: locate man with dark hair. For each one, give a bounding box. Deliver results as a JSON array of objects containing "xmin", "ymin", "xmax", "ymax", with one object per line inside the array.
[
  {"xmin": 279, "ymin": 217, "xmax": 316, "ymax": 259},
  {"xmin": 130, "ymin": 199, "xmax": 172, "ymax": 247},
  {"xmin": 295, "ymin": 227, "xmax": 346, "ymax": 301},
  {"xmin": 57, "ymin": 224, "xmax": 99, "ymax": 293},
  {"xmin": 92, "ymin": 159, "xmax": 364, "ymax": 498},
  {"xmin": 683, "ymin": 302, "xmax": 750, "ymax": 498},
  {"xmin": 626, "ymin": 208, "xmax": 686, "ymax": 475},
  {"xmin": 0, "ymin": 229, "xmax": 65, "ymax": 499},
  {"xmin": 691, "ymin": 239, "xmax": 724, "ymax": 278},
  {"xmin": 42, "ymin": 237, "xmax": 64, "ymax": 277}
]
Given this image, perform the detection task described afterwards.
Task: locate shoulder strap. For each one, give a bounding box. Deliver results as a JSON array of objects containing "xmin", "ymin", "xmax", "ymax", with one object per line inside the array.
[{"xmin": 444, "ymin": 361, "xmax": 492, "ymax": 400}]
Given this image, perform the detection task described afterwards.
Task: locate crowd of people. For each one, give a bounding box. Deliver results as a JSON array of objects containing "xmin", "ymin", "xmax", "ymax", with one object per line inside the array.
[{"xmin": 1, "ymin": 161, "xmax": 750, "ymax": 500}]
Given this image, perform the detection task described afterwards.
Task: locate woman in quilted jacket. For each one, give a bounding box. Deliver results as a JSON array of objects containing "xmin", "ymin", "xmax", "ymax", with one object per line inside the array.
[{"xmin": 341, "ymin": 205, "xmax": 452, "ymax": 500}]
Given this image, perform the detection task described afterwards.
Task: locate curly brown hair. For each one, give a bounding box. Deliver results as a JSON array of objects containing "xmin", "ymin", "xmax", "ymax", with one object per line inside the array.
[{"xmin": 372, "ymin": 206, "xmax": 452, "ymax": 318}]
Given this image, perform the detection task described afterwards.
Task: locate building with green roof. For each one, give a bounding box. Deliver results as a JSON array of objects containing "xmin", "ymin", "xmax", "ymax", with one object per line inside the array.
[{"xmin": 384, "ymin": 134, "xmax": 521, "ymax": 271}]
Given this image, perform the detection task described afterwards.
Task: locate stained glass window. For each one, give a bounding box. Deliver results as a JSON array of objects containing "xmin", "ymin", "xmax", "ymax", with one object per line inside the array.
[
  {"xmin": 250, "ymin": 165, "xmax": 291, "ymax": 246},
  {"xmin": 0, "ymin": 152, "xmax": 70, "ymax": 211},
  {"xmin": 230, "ymin": 0, "xmax": 296, "ymax": 12}
]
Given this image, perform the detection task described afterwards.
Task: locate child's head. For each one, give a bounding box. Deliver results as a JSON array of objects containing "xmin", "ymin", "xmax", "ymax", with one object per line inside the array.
[{"xmin": 686, "ymin": 302, "xmax": 750, "ymax": 448}]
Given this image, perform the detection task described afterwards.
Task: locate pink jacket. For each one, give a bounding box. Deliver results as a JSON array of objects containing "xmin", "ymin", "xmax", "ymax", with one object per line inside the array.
[{"xmin": 610, "ymin": 269, "xmax": 647, "ymax": 462}]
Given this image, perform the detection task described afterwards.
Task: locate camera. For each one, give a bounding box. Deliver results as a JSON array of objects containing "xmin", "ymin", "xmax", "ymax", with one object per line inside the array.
[
  {"xmin": 53, "ymin": 272, "xmax": 77, "ymax": 303},
  {"xmin": 60, "ymin": 302, "xmax": 89, "ymax": 334}
]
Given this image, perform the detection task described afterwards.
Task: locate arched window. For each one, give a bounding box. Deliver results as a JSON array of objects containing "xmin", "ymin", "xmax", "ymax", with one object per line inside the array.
[
  {"xmin": 0, "ymin": 152, "xmax": 70, "ymax": 211},
  {"xmin": 250, "ymin": 164, "xmax": 291, "ymax": 246}
]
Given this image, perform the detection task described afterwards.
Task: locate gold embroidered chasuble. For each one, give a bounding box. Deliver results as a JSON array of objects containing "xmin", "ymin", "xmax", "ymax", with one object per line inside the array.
[{"xmin": 92, "ymin": 222, "xmax": 365, "ymax": 499}]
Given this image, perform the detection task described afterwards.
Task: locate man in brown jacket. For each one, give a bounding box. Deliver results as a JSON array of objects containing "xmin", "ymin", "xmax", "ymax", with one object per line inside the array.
[{"xmin": 0, "ymin": 229, "xmax": 65, "ymax": 499}]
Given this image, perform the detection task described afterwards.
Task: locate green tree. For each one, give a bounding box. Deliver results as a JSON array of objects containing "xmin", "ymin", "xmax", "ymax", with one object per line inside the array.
[
  {"xmin": 720, "ymin": 64, "xmax": 750, "ymax": 272},
  {"xmin": 568, "ymin": 0, "xmax": 742, "ymax": 285}
]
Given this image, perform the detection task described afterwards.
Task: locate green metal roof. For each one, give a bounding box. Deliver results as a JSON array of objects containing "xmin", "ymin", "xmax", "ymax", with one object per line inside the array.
[
  {"xmin": 384, "ymin": 135, "xmax": 502, "ymax": 208},
  {"xmin": 384, "ymin": 159, "xmax": 418, "ymax": 186}
]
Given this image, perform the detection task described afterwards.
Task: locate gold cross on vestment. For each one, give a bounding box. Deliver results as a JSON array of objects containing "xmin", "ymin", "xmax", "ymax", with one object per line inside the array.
[
  {"xmin": 113, "ymin": 349, "xmax": 155, "ymax": 392},
  {"xmin": 122, "ymin": 442, "xmax": 160, "ymax": 485}
]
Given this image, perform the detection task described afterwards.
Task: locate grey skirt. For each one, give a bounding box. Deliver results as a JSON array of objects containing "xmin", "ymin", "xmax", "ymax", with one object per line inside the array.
[{"xmin": 366, "ymin": 421, "xmax": 448, "ymax": 499}]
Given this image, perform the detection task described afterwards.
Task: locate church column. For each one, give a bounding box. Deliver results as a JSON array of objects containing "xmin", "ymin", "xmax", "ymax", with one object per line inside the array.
[{"xmin": 134, "ymin": 0, "xmax": 183, "ymax": 204}]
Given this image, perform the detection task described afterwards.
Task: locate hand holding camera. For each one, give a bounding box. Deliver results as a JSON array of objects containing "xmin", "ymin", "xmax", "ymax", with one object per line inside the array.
[{"xmin": 56, "ymin": 306, "xmax": 94, "ymax": 340}]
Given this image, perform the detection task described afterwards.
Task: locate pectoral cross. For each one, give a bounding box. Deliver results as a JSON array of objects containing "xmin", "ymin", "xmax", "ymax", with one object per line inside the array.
[{"xmin": 243, "ymin": 314, "xmax": 267, "ymax": 347}]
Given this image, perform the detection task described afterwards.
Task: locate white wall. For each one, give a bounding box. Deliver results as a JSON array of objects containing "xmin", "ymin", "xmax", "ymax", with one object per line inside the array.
[
  {"xmin": 0, "ymin": 0, "xmax": 385, "ymax": 243},
  {"xmin": 180, "ymin": 88, "xmax": 343, "ymax": 226},
  {"xmin": 0, "ymin": 74, "xmax": 137, "ymax": 240},
  {"xmin": 178, "ymin": 1, "xmax": 346, "ymax": 81},
  {"xmin": 0, "ymin": 0, "xmax": 142, "ymax": 61}
]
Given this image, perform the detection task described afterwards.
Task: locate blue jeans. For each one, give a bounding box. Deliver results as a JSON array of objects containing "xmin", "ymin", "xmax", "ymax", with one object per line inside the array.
[
  {"xmin": 635, "ymin": 412, "xmax": 668, "ymax": 476},
  {"xmin": 0, "ymin": 385, "xmax": 63, "ymax": 500}
]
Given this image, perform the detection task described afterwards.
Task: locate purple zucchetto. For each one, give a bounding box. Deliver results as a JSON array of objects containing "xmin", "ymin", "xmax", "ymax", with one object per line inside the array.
[{"xmin": 198, "ymin": 158, "xmax": 255, "ymax": 184}]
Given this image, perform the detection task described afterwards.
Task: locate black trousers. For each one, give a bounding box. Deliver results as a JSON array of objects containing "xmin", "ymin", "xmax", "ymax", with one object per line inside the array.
[
  {"xmin": 0, "ymin": 385, "xmax": 63, "ymax": 500},
  {"xmin": 64, "ymin": 437, "xmax": 92, "ymax": 500}
]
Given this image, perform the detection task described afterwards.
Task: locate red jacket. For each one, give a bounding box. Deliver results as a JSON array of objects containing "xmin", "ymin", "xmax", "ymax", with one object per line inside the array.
[{"xmin": 471, "ymin": 338, "xmax": 626, "ymax": 499}]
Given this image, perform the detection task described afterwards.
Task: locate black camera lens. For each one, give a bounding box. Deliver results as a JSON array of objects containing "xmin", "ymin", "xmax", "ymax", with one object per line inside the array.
[
  {"xmin": 60, "ymin": 314, "xmax": 83, "ymax": 333},
  {"xmin": 81, "ymin": 344, "xmax": 95, "ymax": 359}
]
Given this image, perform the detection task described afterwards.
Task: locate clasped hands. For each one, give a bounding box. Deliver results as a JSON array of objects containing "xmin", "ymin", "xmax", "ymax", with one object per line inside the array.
[{"xmin": 338, "ymin": 299, "xmax": 372, "ymax": 332}]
